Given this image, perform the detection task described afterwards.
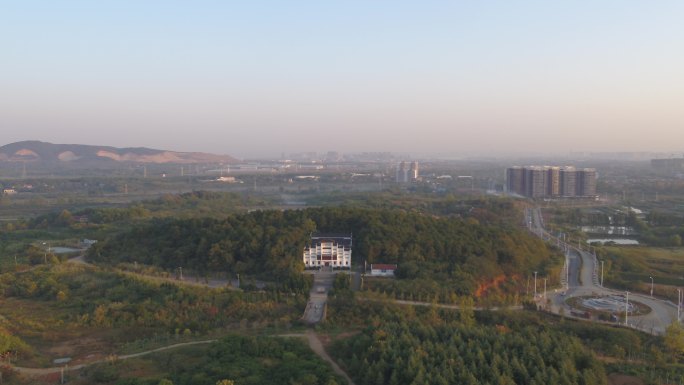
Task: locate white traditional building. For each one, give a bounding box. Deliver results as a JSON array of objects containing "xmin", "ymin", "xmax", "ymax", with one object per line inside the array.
[{"xmin": 303, "ymin": 233, "xmax": 352, "ymax": 269}]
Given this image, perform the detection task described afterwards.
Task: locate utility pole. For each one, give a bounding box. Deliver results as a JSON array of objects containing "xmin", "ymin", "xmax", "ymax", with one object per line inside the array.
[
  {"xmin": 534, "ymin": 271, "xmax": 538, "ymax": 298},
  {"xmin": 178, "ymin": 267, "xmax": 183, "ymax": 280},
  {"xmin": 543, "ymin": 278, "xmax": 547, "ymax": 300},
  {"xmin": 601, "ymin": 260, "xmax": 604, "ymax": 287}
]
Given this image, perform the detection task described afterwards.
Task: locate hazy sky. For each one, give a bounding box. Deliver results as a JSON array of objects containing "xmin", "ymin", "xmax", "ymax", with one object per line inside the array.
[{"xmin": 2, "ymin": 1, "xmax": 683, "ymax": 158}]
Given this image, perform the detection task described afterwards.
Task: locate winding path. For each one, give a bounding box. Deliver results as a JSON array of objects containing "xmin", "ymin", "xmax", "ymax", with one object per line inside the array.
[
  {"xmin": 12, "ymin": 340, "xmax": 217, "ymax": 376},
  {"xmin": 305, "ymin": 330, "xmax": 356, "ymax": 385},
  {"xmin": 14, "ymin": 334, "xmax": 357, "ymax": 385}
]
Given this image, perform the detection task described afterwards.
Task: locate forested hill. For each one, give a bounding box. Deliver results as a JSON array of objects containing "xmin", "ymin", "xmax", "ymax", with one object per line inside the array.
[{"xmin": 88, "ymin": 207, "xmax": 555, "ymax": 294}]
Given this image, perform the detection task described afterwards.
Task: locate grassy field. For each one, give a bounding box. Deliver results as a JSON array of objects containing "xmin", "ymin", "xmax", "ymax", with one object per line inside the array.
[
  {"xmin": 600, "ymin": 246, "xmax": 684, "ymax": 299},
  {"xmin": 0, "ymin": 296, "xmax": 121, "ymax": 368}
]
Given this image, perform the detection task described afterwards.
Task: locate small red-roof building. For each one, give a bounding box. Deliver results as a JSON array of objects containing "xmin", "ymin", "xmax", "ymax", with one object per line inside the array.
[{"xmin": 369, "ymin": 263, "xmax": 397, "ymax": 277}]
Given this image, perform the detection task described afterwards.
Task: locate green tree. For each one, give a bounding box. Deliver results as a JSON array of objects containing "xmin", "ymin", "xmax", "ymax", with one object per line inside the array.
[
  {"xmin": 664, "ymin": 322, "xmax": 684, "ymax": 361},
  {"xmin": 56, "ymin": 209, "xmax": 75, "ymax": 226},
  {"xmin": 459, "ymin": 296, "xmax": 476, "ymax": 327}
]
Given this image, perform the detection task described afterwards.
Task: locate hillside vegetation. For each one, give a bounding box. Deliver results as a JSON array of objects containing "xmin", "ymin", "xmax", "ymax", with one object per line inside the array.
[{"xmin": 88, "ymin": 206, "xmax": 559, "ymax": 297}]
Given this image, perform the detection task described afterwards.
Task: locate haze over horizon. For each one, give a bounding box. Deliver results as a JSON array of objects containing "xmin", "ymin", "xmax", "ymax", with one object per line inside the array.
[{"xmin": 2, "ymin": 1, "xmax": 683, "ymax": 158}]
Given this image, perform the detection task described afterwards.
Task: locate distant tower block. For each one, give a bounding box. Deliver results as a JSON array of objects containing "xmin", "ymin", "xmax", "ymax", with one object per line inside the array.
[
  {"xmin": 409, "ymin": 162, "xmax": 419, "ymax": 181},
  {"xmin": 396, "ymin": 161, "xmax": 419, "ymax": 183},
  {"xmin": 396, "ymin": 161, "xmax": 408, "ymax": 183}
]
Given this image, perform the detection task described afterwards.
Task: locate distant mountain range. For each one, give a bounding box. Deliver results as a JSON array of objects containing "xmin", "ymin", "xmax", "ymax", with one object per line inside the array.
[{"xmin": 0, "ymin": 141, "xmax": 239, "ymax": 165}]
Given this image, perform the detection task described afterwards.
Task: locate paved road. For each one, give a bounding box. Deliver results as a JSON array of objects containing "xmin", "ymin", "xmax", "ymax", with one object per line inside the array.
[
  {"xmin": 302, "ymin": 271, "xmax": 336, "ymax": 324},
  {"xmin": 528, "ymin": 207, "xmax": 678, "ymax": 335},
  {"xmin": 555, "ymin": 249, "xmax": 676, "ymax": 335},
  {"xmin": 567, "ymin": 249, "xmax": 581, "ymax": 288},
  {"xmin": 380, "ymin": 299, "xmax": 522, "ymax": 311}
]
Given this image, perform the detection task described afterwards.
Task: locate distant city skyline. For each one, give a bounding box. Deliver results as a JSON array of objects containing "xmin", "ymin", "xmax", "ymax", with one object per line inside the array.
[{"xmin": 2, "ymin": 1, "xmax": 683, "ymax": 158}]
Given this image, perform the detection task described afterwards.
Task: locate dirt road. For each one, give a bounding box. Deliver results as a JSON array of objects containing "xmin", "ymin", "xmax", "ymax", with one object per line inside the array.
[
  {"xmin": 12, "ymin": 340, "xmax": 217, "ymax": 376},
  {"xmin": 15, "ymin": 333, "xmax": 356, "ymax": 385}
]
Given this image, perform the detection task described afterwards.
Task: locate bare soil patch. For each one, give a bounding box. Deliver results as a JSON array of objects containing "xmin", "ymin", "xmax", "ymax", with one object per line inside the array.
[{"xmin": 607, "ymin": 373, "xmax": 644, "ymax": 385}]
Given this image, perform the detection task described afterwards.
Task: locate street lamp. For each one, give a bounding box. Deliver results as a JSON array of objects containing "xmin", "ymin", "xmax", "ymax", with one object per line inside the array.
[
  {"xmin": 625, "ymin": 291, "xmax": 630, "ymax": 326},
  {"xmin": 678, "ymin": 289, "xmax": 682, "ymax": 323},
  {"xmin": 649, "ymin": 276, "xmax": 654, "ymax": 298}
]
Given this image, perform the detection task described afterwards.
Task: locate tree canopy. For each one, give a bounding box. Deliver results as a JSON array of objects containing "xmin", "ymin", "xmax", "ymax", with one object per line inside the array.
[{"xmin": 88, "ymin": 207, "xmax": 558, "ymax": 295}]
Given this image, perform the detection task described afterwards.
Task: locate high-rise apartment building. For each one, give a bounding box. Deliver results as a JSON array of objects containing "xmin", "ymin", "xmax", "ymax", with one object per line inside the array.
[
  {"xmin": 577, "ymin": 168, "xmax": 597, "ymax": 196},
  {"xmin": 559, "ymin": 167, "xmax": 577, "ymax": 197},
  {"xmin": 525, "ymin": 166, "xmax": 547, "ymax": 198},
  {"xmin": 547, "ymin": 167, "xmax": 560, "ymax": 196},
  {"xmin": 506, "ymin": 167, "xmax": 525, "ymax": 195},
  {"xmin": 506, "ymin": 165, "xmax": 597, "ymax": 198}
]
